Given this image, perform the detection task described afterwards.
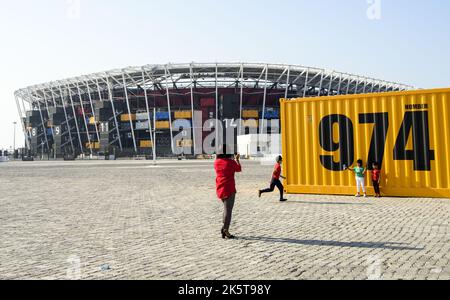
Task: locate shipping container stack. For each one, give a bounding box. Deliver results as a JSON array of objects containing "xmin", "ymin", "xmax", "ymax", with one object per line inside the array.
[
  {"xmin": 26, "ymin": 110, "xmax": 48, "ymax": 157},
  {"xmin": 135, "ymin": 111, "xmax": 153, "ymax": 155},
  {"xmin": 48, "ymin": 107, "xmax": 71, "ymax": 157},
  {"xmin": 154, "ymin": 111, "xmax": 171, "ymax": 157},
  {"xmin": 201, "ymin": 98, "xmax": 216, "ymax": 152},
  {"xmin": 94, "ymin": 101, "xmax": 123, "ymax": 154},
  {"xmin": 174, "ymin": 110, "xmax": 193, "ymax": 155}
]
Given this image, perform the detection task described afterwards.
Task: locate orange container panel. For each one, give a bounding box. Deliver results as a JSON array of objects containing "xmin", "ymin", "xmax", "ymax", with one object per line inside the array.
[
  {"xmin": 175, "ymin": 111, "xmax": 192, "ymax": 119},
  {"xmin": 120, "ymin": 114, "xmax": 136, "ymax": 122},
  {"xmin": 156, "ymin": 121, "xmax": 170, "ymax": 129},
  {"xmin": 281, "ymin": 88, "xmax": 450, "ymax": 198},
  {"xmin": 140, "ymin": 140, "xmax": 153, "ymax": 148},
  {"xmin": 242, "ymin": 110, "xmax": 259, "ymax": 119}
]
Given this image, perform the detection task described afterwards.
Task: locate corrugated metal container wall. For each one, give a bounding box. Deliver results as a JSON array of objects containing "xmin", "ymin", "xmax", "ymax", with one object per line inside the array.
[{"xmin": 281, "ymin": 88, "xmax": 450, "ymax": 198}]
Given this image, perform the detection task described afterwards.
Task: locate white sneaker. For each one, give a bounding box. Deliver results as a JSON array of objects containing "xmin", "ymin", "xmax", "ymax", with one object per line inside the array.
[
  {"xmin": 355, "ymin": 194, "xmax": 361, "ymax": 197},
  {"xmin": 364, "ymin": 194, "xmax": 367, "ymax": 198}
]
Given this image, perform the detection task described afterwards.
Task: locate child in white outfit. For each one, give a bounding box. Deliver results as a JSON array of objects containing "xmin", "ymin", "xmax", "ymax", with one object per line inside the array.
[{"xmin": 347, "ymin": 159, "xmax": 367, "ymax": 197}]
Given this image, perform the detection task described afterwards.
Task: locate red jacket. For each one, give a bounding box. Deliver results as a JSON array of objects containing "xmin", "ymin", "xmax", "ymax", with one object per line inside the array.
[
  {"xmin": 273, "ymin": 163, "xmax": 282, "ymax": 180},
  {"xmin": 214, "ymin": 158, "xmax": 242, "ymax": 200}
]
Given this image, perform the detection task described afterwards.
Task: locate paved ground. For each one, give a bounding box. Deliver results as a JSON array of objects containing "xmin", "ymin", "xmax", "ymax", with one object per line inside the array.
[{"xmin": 0, "ymin": 160, "xmax": 449, "ymax": 280}]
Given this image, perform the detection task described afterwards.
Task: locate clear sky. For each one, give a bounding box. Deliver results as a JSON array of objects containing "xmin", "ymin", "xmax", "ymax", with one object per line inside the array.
[{"xmin": 0, "ymin": 0, "xmax": 449, "ymax": 149}]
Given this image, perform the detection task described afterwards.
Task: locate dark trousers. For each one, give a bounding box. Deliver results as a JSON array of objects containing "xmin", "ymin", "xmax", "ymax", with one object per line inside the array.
[
  {"xmin": 373, "ymin": 180, "xmax": 381, "ymax": 195},
  {"xmin": 222, "ymin": 193, "xmax": 236, "ymax": 231},
  {"xmin": 260, "ymin": 179, "xmax": 284, "ymax": 200}
]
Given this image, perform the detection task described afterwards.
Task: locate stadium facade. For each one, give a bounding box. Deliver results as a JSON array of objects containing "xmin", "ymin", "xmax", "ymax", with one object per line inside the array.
[{"xmin": 14, "ymin": 63, "xmax": 413, "ymax": 158}]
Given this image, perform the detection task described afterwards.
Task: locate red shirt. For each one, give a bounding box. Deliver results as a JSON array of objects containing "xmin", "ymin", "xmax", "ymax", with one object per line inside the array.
[
  {"xmin": 214, "ymin": 158, "xmax": 242, "ymax": 200},
  {"xmin": 371, "ymin": 169, "xmax": 381, "ymax": 181},
  {"xmin": 273, "ymin": 163, "xmax": 282, "ymax": 180}
]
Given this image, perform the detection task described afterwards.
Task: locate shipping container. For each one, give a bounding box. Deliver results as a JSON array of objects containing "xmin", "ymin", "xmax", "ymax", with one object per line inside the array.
[
  {"xmin": 176, "ymin": 139, "xmax": 193, "ymax": 147},
  {"xmin": 86, "ymin": 142, "xmax": 100, "ymax": 149},
  {"xmin": 242, "ymin": 119, "xmax": 259, "ymax": 128},
  {"xmin": 136, "ymin": 112, "xmax": 149, "ymax": 121},
  {"xmin": 281, "ymin": 88, "xmax": 450, "ymax": 198},
  {"xmin": 201, "ymin": 98, "xmax": 215, "ymax": 107},
  {"xmin": 155, "ymin": 112, "xmax": 170, "ymax": 121},
  {"xmin": 242, "ymin": 110, "xmax": 259, "ymax": 119},
  {"xmin": 156, "ymin": 121, "xmax": 170, "ymax": 129},
  {"xmin": 140, "ymin": 140, "xmax": 153, "ymax": 148},
  {"xmin": 174, "ymin": 119, "xmax": 192, "ymax": 129},
  {"xmin": 175, "ymin": 111, "xmax": 192, "ymax": 119},
  {"xmin": 136, "ymin": 121, "xmax": 149, "ymax": 130},
  {"xmin": 120, "ymin": 114, "xmax": 136, "ymax": 122}
]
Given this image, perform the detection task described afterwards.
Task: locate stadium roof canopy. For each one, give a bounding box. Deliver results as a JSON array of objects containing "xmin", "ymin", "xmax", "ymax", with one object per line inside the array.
[{"xmin": 15, "ymin": 62, "xmax": 414, "ymax": 105}]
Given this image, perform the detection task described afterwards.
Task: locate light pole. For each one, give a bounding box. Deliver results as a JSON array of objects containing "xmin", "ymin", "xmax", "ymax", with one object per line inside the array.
[{"xmin": 13, "ymin": 122, "xmax": 17, "ymax": 159}]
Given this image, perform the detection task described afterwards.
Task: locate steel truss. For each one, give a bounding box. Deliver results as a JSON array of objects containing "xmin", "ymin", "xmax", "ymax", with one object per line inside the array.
[{"xmin": 14, "ymin": 63, "xmax": 414, "ymax": 154}]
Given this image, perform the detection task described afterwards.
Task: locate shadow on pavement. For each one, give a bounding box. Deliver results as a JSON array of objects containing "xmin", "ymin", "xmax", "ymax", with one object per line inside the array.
[
  {"xmin": 283, "ymin": 201, "xmax": 373, "ymax": 206},
  {"xmin": 237, "ymin": 236, "xmax": 424, "ymax": 251}
]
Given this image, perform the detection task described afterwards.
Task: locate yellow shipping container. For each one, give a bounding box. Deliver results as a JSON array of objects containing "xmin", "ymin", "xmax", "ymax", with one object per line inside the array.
[
  {"xmin": 242, "ymin": 110, "xmax": 259, "ymax": 119},
  {"xmin": 140, "ymin": 140, "xmax": 153, "ymax": 148},
  {"xmin": 281, "ymin": 88, "xmax": 450, "ymax": 198},
  {"xmin": 156, "ymin": 121, "xmax": 170, "ymax": 129},
  {"xmin": 175, "ymin": 111, "xmax": 192, "ymax": 119},
  {"xmin": 89, "ymin": 116, "xmax": 97, "ymax": 125},
  {"xmin": 121, "ymin": 114, "xmax": 136, "ymax": 122},
  {"xmin": 242, "ymin": 119, "xmax": 259, "ymax": 128},
  {"xmin": 86, "ymin": 142, "xmax": 100, "ymax": 149},
  {"xmin": 176, "ymin": 139, "xmax": 193, "ymax": 147}
]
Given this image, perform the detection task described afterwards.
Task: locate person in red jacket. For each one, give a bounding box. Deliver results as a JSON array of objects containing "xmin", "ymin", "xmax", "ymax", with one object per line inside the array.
[
  {"xmin": 258, "ymin": 156, "xmax": 287, "ymax": 202},
  {"xmin": 214, "ymin": 152, "xmax": 242, "ymax": 239}
]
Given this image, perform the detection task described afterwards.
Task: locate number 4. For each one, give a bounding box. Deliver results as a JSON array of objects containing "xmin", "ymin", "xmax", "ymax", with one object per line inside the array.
[{"xmin": 394, "ymin": 111, "xmax": 435, "ymax": 171}]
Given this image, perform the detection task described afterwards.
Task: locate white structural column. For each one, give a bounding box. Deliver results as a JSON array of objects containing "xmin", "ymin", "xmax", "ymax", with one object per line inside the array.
[
  {"xmin": 122, "ymin": 72, "xmax": 137, "ymax": 153},
  {"xmin": 317, "ymin": 71, "xmax": 324, "ymax": 96},
  {"xmin": 42, "ymin": 91, "xmax": 55, "ymax": 143},
  {"xmin": 284, "ymin": 66, "xmax": 291, "ymax": 99},
  {"xmin": 96, "ymin": 79, "xmax": 104, "ymax": 102},
  {"xmin": 215, "ymin": 63, "xmax": 219, "ymax": 152},
  {"xmin": 76, "ymin": 82, "xmax": 93, "ymax": 156},
  {"xmin": 164, "ymin": 66, "xmax": 175, "ymax": 154},
  {"xmin": 84, "ymin": 80, "xmax": 101, "ymax": 143},
  {"xmin": 260, "ymin": 65, "xmax": 269, "ymax": 135},
  {"xmin": 239, "ymin": 64, "xmax": 244, "ymax": 136},
  {"xmin": 106, "ymin": 76, "xmax": 123, "ymax": 151},
  {"xmin": 141, "ymin": 68, "xmax": 156, "ymax": 162},
  {"xmin": 55, "ymin": 86, "xmax": 75, "ymax": 153},
  {"xmin": 66, "ymin": 84, "xmax": 84, "ymax": 153},
  {"xmin": 354, "ymin": 76, "xmax": 360, "ymax": 94},
  {"xmin": 346, "ymin": 77, "xmax": 352, "ymax": 95},
  {"xmin": 337, "ymin": 74, "xmax": 343, "ymax": 95},
  {"xmin": 14, "ymin": 94, "xmax": 31, "ymax": 150},
  {"xmin": 327, "ymin": 72, "xmax": 334, "ymax": 96},
  {"xmin": 303, "ymin": 69, "xmax": 310, "ymax": 97},
  {"xmin": 32, "ymin": 92, "xmax": 50, "ymax": 153},
  {"xmin": 189, "ymin": 64, "xmax": 197, "ymax": 154}
]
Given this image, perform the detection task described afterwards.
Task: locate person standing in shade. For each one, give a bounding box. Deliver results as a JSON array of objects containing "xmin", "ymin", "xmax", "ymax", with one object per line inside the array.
[
  {"xmin": 258, "ymin": 155, "xmax": 287, "ymax": 202},
  {"xmin": 371, "ymin": 162, "xmax": 382, "ymax": 198},
  {"xmin": 215, "ymin": 150, "xmax": 242, "ymax": 239}
]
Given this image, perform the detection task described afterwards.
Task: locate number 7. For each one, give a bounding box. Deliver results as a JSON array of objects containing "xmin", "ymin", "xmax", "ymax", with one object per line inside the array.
[{"xmin": 359, "ymin": 113, "xmax": 389, "ymax": 170}]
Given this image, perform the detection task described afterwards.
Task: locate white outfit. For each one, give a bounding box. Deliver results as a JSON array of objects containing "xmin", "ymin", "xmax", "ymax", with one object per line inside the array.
[{"xmin": 356, "ymin": 177, "xmax": 366, "ymax": 194}]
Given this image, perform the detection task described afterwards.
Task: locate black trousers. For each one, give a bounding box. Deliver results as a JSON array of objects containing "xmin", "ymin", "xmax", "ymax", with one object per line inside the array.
[
  {"xmin": 260, "ymin": 179, "xmax": 284, "ymax": 200},
  {"xmin": 373, "ymin": 180, "xmax": 381, "ymax": 195},
  {"xmin": 222, "ymin": 193, "xmax": 236, "ymax": 231}
]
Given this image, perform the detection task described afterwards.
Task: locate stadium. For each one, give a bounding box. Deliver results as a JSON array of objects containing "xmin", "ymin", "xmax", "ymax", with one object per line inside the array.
[{"xmin": 14, "ymin": 63, "xmax": 413, "ymax": 159}]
